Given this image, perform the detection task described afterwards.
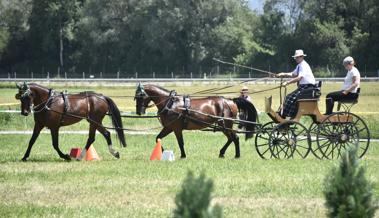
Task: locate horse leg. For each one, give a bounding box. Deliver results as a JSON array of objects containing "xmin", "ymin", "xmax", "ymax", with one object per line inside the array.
[
  {"xmin": 50, "ymin": 128, "xmax": 71, "ymax": 161},
  {"xmin": 219, "ymin": 131, "xmax": 233, "ymax": 158},
  {"xmin": 77, "ymin": 123, "xmax": 97, "ymax": 161},
  {"xmin": 156, "ymin": 127, "xmax": 172, "ymax": 152},
  {"xmin": 21, "ymin": 123, "xmax": 44, "ymax": 161},
  {"xmin": 97, "ymin": 126, "xmax": 120, "ymax": 159},
  {"xmin": 232, "ymin": 132, "xmax": 240, "ymax": 158},
  {"xmin": 174, "ymin": 130, "xmax": 186, "ymax": 159}
]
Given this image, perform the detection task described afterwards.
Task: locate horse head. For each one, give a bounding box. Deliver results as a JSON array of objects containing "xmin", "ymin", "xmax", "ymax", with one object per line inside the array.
[
  {"xmin": 134, "ymin": 83, "xmax": 150, "ymax": 115},
  {"xmin": 15, "ymin": 82, "xmax": 33, "ymax": 116}
]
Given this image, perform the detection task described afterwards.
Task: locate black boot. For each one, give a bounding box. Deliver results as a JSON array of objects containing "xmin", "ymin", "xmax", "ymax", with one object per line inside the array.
[{"xmin": 325, "ymin": 98, "xmax": 334, "ymax": 115}]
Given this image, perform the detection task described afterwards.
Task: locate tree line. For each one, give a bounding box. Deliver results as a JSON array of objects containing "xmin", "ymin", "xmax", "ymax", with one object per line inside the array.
[{"xmin": 0, "ymin": 0, "xmax": 378, "ymax": 77}]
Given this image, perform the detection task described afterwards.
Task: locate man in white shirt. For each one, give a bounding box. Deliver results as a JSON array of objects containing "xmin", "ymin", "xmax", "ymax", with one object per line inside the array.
[
  {"xmin": 325, "ymin": 56, "xmax": 361, "ymax": 114},
  {"xmin": 276, "ymin": 49, "xmax": 316, "ymax": 118}
]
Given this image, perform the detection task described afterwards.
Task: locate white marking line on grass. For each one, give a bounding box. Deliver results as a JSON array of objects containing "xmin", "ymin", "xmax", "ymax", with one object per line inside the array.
[{"xmin": 0, "ymin": 130, "xmax": 158, "ymax": 135}]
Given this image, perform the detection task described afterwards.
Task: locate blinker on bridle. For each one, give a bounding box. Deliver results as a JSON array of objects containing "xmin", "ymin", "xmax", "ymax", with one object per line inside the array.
[{"xmin": 15, "ymin": 82, "xmax": 31, "ymax": 100}]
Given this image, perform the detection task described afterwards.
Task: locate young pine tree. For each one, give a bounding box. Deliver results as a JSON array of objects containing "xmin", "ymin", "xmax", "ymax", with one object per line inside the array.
[
  {"xmin": 324, "ymin": 147, "xmax": 378, "ymax": 218},
  {"xmin": 173, "ymin": 171, "xmax": 222, "ymax": 218}
]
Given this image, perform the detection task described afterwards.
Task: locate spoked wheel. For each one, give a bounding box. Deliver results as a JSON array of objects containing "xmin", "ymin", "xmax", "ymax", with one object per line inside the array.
[
  {"xmin": 316, "ymin": 112, "xmax": 370, "ymax": 159},
  {"xmin": 269, "ymin": 121, "xmax": 311, "ymax": 159},
  {"xmin": 255, "ymin": 122, "xmax": 276, "ymax": 159},
  {"xmin": 309, "ymin": 122, "xmax": 324, "ymax": 159}
]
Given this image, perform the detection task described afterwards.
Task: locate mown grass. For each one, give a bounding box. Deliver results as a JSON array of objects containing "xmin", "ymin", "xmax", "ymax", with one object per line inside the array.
[
  {"xmin": 0, "ymin": 132, "xmax": 378, "ymax": 218},
  {"xmin": 0, "ymin": 82, "xmax": 379, "ymax": 217}
]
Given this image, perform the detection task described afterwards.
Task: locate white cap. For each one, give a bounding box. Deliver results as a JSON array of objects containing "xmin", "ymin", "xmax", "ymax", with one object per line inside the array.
[
  {"xmin": 292, "ymin": 49, "xmax": 307, "ymax": 58},
  {"xmin": 343, "ymin": 56, "xmax": 354, "ymax": 65}
]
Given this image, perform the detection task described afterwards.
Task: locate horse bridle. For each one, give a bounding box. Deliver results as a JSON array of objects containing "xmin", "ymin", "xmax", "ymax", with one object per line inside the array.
[
  {"xmin": 16, "ymin": 83, "xmax": 56, "ymax": 114},
  {"xmin": 135, "ymin": 84, "xmax": 177, "ymax": 113}
]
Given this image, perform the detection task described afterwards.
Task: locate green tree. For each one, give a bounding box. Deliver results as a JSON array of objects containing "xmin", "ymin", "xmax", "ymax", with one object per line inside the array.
[
  {"xmin": 324, "ymin": 147, "xmax": 378, "ymax": 218},
  {"xmin": 173, "ymin": 171, "xmax": 222, "ymax": 218}
]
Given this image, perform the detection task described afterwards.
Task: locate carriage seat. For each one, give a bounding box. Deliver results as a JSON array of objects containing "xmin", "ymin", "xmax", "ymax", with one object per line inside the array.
[
  {"xmin": 297, "ymin": 81, "xmax": 322, "ymax": 101},
  {"xmin": 337, "ymin": 88, "xmax": 360, "ymax": 111}
]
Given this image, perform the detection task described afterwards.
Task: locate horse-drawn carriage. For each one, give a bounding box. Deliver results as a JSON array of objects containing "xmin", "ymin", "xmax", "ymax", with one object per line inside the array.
[
  {"xmin": 15, "ymin": 81, "xmax": 370, "ymax": 160},
  {"xmin": 254, "ymin": 82, "xmax": 370, "ymax": 159}
]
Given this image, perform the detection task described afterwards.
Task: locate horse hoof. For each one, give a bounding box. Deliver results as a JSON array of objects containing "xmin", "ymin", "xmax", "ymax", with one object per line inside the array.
[
  {"xmin": 180, "ymin": 155, "xmax": 186, "ymax": 159},
  {"xmin": 21, "ymin": 158, "xmax": 28, "ymax": 162},
  {"xmin": 114, "ymin": 152, "xmax": 120, "ymax": 159},
  {"xmin": 235, "ymin": 155, "xmax": 240, "ymax": 159},
  {"xmin": 63, "ymin": 154, "xmax": 72, "ymax": 161},
  {"xmin": 219, "ymin": 154, "xmax": 225, "ymax": 158}
]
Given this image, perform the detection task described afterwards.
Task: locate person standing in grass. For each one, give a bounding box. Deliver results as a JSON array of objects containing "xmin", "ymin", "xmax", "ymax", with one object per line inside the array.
[
  {"xmin": 276, "ymin": 49, "xmax": 316, "ymax": 118},
  {"xmin": 324, "ymin": 56, "xmax": 361, "ymax": 115}
]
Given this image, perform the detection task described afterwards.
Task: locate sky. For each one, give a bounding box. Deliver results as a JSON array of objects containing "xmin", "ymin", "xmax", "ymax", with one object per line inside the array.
[{"xmin": 248, "ymin": 0, "xmax": 264, "ymax": 12}]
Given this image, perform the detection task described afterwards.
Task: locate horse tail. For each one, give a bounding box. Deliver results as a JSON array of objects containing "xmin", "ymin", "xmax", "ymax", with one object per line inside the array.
[
  {"xmin": 233, "ymin": 97, "xmax": 258, "ymax": 140},
  {"xmin": 104, "ymin": 96, "xmax": 126, "ymax": 147}
]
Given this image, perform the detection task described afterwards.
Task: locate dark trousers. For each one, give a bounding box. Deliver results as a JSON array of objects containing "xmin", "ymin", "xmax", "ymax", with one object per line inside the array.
[{"xmin": 325, "ymin": 91, "xmax": 358, "ymax": 114}]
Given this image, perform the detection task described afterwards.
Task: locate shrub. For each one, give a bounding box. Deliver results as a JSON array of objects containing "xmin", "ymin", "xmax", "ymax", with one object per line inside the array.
[
  {"xmin": 173, "ymin": 171, "xmax": 222, "ymax": 218},
  {"xmin": 324, "ymin": 147, "xmax": 378, "ymax": 218}
]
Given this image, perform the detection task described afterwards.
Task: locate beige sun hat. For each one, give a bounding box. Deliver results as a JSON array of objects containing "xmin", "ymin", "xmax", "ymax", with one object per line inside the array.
[
  {"xmin": 241, "ymin": 86, "xmax": 249, "ymax": 93},
  {"xmin": 292, "ymin": 49, "xmax": 307, "ymax": 58}
]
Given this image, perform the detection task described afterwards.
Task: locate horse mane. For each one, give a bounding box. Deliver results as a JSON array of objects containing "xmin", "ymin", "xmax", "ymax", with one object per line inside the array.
[{"xmin": 145, "ymin": 84, "xmax": 171, "ymax": 94}]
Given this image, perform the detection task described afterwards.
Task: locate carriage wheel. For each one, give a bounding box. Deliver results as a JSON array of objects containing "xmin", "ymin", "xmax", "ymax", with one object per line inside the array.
[
  {"xmin": 269, "ymin": 121, "xmax": 311, "ymax": 159},
  {"xmin": 255, "ymin": 122, "xmax": 276, "ymax": 159},
  {"xmin": 309, "ymin": 122, "xmax": 324, "ymax": 159},
  {"xmin": 316, "ymin": 112, "xmax": 370, "ymax": 159}
]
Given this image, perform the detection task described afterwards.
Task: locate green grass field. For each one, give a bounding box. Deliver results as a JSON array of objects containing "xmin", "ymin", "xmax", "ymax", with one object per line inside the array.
[{"xmin": 0, "ymin": 82, "xmax": 378, "ymax": 217}]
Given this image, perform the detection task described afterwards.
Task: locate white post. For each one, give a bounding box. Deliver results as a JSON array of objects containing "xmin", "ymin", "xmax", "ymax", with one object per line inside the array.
[{"xmin": 83, "ymin": 72, "xmax": 85, "ymax": 79}]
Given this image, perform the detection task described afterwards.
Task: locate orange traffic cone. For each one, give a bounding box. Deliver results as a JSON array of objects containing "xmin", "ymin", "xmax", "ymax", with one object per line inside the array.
[
  {"xmin": 85, "ymin": 145, "xmax": 100, "ymax": 161},
  {"xmin": 150, "ymin": 139, "xmax": 162, "ymax": 160}
]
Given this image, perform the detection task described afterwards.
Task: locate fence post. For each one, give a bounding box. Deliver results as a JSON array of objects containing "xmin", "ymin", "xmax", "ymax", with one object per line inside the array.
[
  {"xmin": 14, "ymin": 72, "xmax": 16, "ymax": 79},
  {"xmin": 65, "ymin": 72, "xmax": 67, "ymax": 79},
  {"xmin": 135, "ymin": 72, "xmax": 138, "ymax": 78},
  {"xmin": 47, "ymin": 72, "xmax": 50, "ymax": 81},
  {"xmin": 82, "ymin": 72, "xmax": 85, "ymax": 79},
  {"xmin": 117, "ymin": 71, "xmax": 120, "ymax": 79},
  {"xmin": 190, "ymin": 72, "xmax": 193, "ymax": 79},
  {"xmin": 100, "ymin": 72, "xmax": 102, "ymax": 78},
  {"xmin": 153, "ymin": 72, "xmax": 155, "ymax": 78},
  {"xmin": 249, "ymin": 72, "xmax": 251, "ymax": 78},
  {"xmin": 171, "ymin": 72, "xmax": 174, "ymax": 78}
]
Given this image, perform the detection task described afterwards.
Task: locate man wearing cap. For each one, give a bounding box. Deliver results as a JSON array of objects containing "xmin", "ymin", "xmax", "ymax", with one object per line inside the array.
[
  {"xmin": 324, "ymin": 56, "xmax": 360, "ymax": 114},
  {"xmin": 276, "ymin": 49, "xmax": 316, "ymax": 118}
]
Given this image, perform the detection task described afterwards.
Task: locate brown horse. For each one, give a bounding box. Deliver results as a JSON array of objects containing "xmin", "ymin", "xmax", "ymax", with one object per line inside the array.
[
  {"xmin": 15, "ymin": 82, "xmax": 126, "ymax": 161},
  {"xmin": 134, "ymin": 83, "xmax": 257, "ymax": 158}
]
